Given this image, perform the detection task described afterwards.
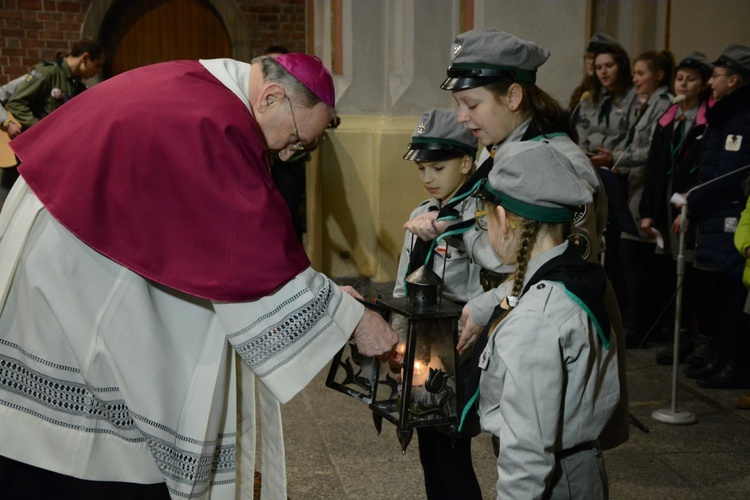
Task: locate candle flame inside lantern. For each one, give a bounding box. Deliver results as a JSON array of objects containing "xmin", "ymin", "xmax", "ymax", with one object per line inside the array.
[{"xmin": 412, "ymin": 360, "xmax": 427, "ymax": 386}]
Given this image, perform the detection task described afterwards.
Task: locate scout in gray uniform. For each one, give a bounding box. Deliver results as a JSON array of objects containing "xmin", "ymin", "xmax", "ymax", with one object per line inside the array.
[
  {"xmin": 5, "ymin": 37, "xmax": 105, "ymax": 130},
  {"xmin": 569, "ymin": 33, "xmax": 619, "ymax": 120},
  {"xmin": 394, "ymin": 108, "xmax": 484, "ymax": 500},
  {"xmin": 474, "ymin": 141, "xmax": 619, "ymax": 499},
  {"xmin": 575, "ymin": 43, "xmax": 636, "ymax": 167},
  {"xmin": 409, "ymin": 28, "xmax": 628, "ymax": 451},
  {"xmin": 611, "ymin": 51, "xmax": 675, "ymax": 347},
  {"xmin": 395, "ymin": 108, "xmax": 483, "ymax": 303}
]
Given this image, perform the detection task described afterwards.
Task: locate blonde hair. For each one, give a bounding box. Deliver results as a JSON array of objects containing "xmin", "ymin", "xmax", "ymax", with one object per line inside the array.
[{"xmin": 486, "ymin": 204, "xmax": 567, "ymax": 331}]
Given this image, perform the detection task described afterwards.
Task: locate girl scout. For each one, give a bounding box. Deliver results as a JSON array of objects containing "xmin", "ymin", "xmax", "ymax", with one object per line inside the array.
[{"xmin": 474, "ymin": 141, "xmax": 620, "ymax": 499}]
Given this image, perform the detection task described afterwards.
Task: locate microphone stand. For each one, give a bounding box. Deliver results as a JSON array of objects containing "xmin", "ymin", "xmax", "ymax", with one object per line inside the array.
[{"xmin": 652, "ymin": 162, "xmax": 750, "ymax": 425}]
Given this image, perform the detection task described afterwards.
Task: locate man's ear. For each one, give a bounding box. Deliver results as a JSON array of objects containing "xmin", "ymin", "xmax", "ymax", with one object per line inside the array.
[
  {"xmin": 257, "ymin": 83, "xmax": 286, "ymax": 113},
  {"xmin": 727, "ymin": 74, "xmax": 741, "ymax": 92}
]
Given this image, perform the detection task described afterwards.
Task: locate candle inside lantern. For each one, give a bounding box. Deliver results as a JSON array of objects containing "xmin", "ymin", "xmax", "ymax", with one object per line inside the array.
[
  {"xmin": 412, "ymin": 360, "xmax": 427, "ymax": 386},
  {"xmin": 412, "ymin": 350, "xmax": 447, "ymax": 387}
]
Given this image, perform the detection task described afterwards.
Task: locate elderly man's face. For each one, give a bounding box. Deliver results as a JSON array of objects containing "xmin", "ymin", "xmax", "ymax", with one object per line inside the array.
[
  {"xmin": 265, "ymin": 98, "xmax": 331, "ymax": 161},
  {"xmin": 709, "ymin": 67, "xmax": 735, "ymax": 101}
]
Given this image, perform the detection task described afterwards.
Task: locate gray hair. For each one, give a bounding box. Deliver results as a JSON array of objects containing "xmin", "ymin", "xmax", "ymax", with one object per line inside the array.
[{"xmin": 252, "ymin": 55, "xmax": 332, "ymax": 112}]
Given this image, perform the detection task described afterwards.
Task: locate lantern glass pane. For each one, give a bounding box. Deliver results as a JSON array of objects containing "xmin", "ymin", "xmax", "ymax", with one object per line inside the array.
[
  {"xmin": 405, "ymin": 318, "xmax": 458, "ymax": 427},
  {"xmin": 370, "ymin": 312, "xmax": 460, "ymax": 428}
]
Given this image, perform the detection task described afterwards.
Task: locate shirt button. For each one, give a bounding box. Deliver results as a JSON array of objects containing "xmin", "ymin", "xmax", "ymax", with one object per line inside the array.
[{"xmin": 537, "ymin": 283, "xmax": 545, "ymax": 289}]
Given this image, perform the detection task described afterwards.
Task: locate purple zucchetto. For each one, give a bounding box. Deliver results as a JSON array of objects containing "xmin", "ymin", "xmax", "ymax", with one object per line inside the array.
[{"xmin": 275, "ymin": 53, "xmax": 336, "ymax": 108}]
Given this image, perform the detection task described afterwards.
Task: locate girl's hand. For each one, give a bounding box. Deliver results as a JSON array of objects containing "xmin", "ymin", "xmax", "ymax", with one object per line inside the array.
[
  {"xmin": 671, "ymin": 214, "xmax": 688, "ymax": 234},
  {"xmin": 641, "ymin": 217, "xmax": 656, "ymax": 239},
  {"xmin": 590, "ymin": 148, "xmax": 614, "ymax": 168},
  {"xmin": 457, "ymin": 305, "xmax": 483, "ymax": 353}
]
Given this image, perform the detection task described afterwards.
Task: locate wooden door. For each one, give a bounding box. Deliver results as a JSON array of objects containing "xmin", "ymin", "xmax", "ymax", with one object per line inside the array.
[{"xmin": 102, "ymin": 0, "xmax": 232, "ymax": 78}]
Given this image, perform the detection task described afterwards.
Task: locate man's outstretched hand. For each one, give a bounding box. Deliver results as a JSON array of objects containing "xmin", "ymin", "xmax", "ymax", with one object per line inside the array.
[{"xmin": 352, "ymin": 308, "xmax": 399, "ymax": 362}]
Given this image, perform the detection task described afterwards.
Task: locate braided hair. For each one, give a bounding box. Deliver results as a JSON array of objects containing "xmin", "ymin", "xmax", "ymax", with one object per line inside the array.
[
  {"xmin": 509, "ymin": 217, "xmax": 540, "ymax": 301},
  {"xmin": 487, "ymin": 206, "xmax": 567, "ymax": 332},
  {"xmin": 487, "ymin": 210, "xmax": 540, "ymax": 330}
]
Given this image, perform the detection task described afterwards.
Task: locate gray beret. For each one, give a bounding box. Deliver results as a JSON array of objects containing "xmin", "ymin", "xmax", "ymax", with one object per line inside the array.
[
  {"xmin": 713, "ymin": 44, "xmax": 750, "ymax": 78},
  {"xmin": 475, "ymin": 141, "xmax": 593, "ymax": 223},
  {"xmin": 586, "ymin": 33, "xmax": 619, "ymax": 54},
  {"xmin": 676, "ymin": 52, "xmax": 712, "ymax": 81},
  {"xmin": 441, "ymin": 28, "xmax": 550, "ymax": 90},
  {"xmin": 404, "ymin": 109, "xmax": 477, "ymax": 162}
]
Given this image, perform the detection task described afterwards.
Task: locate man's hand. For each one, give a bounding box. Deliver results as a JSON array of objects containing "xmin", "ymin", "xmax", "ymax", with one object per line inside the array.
[
  {"xmin": 340, "ymin": 285, "xmax": 364, "ymax": 300},
  {"xmin": 352, "ymin": 308, "xmax": 399, "ymax": 361},
  {"xmin": 457, "ymin": 304, "xmax": 483, "ymax": 353},
  {"xmin": 403, "ymin": 211, "xmax": 450, "ymax": 241}
]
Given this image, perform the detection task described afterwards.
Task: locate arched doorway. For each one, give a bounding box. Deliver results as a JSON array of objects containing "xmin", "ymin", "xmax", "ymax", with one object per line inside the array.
[{"xmin": 100, "ymin": 0, "xmax": 232, "ymax": 78}]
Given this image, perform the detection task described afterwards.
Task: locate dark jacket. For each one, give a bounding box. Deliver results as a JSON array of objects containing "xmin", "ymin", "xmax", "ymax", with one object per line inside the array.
[
  {"xmin": 691, "ymin": 85, "xmax": 750, "ymax": 277},
  {"xmin": 639, "ymin": 100, "xmax": 710, "ymax": 242}
]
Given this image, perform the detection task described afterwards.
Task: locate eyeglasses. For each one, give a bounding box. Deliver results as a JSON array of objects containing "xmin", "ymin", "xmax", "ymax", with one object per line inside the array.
[
  {"xmin": 711, "ymin": 71, "xmax": 728, "ymax": 79},
  {"xmin": 285, "ymin": 95, "xmax": 306, "ymax": 151},
  {"xmin": 473, "ymin": 179, "xmax": 505, "ymax": 230},
  {"xmin": 475, "ymin": 199, "xmax": 489, "ymax": 231}
]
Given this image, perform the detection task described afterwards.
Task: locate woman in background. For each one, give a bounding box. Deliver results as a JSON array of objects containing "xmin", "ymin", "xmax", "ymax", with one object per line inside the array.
[
  {"xmin": 576, "ymin": 44, "xmax": 635, "ymax": 167},
  {"xmin": 609, "ymin": 50, "xmax": 675, "ymax": 348},
  {"xmin": 569, "ymin": 32, "xmax": 619, "ymax": 125},
  {"xmin": 575, "ymin": 44, "xmax": 635, "ymax": 305},
  {"xmin": 639, "ymin": 52, "xmax": 714, "ymax": 364}
]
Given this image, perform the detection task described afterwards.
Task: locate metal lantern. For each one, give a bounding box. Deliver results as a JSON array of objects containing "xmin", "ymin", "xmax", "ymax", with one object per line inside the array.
[
  {"xmin": 325, "ymin": 299, "xmax": 387, "ymax": 404},
  {"xmin": 326, "ymin": 266, "xmax": 464, "ymax": 453}
]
